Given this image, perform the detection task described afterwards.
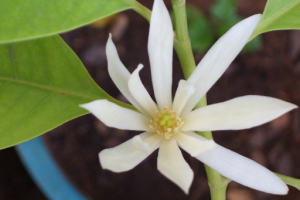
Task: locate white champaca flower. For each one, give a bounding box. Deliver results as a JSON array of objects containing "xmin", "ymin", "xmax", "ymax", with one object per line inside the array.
[{"xmin": 80, "ymin": 0, "xmax": 297, "ymax": 195}]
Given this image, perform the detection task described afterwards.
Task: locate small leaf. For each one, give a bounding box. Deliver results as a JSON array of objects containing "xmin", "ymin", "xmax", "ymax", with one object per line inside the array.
[
  {"xmin": 275, "ymin": 173, "xmax": 300, "ymax": 191},
  {"xmin": 0, "ymin": 35, "xmax": 132, "ymax": 149},
  {"xmin": 250, "ymin": 0, "xmax": 300, "ymax": 40},
  {"xmin": 0, "ymin": 0, "xmax": 133, "ymax": 44}
]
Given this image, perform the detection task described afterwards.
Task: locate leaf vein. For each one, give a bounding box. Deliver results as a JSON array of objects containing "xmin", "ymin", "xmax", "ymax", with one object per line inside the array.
[{"xmin": 0, "ymin": 77, "xmax": 101, "ymax": 101}]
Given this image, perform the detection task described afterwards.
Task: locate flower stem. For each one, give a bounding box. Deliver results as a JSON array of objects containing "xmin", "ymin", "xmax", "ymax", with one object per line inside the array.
[
  {"xmin": 171, "ymin": 0, "xmax": 229, "ymax": 199},
  {"xmin": 128, "ymin": 0, "xmax": 151, "ymax": 23},
  {"xmin": 171, "ymin": 0, "xmax": 196, "ymax": 78}
]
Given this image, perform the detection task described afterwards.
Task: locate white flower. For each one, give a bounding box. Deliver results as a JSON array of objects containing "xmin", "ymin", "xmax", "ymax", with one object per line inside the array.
[{"xmin": 80, "ymin": 0, "xmax": 297, "ymax": 195}]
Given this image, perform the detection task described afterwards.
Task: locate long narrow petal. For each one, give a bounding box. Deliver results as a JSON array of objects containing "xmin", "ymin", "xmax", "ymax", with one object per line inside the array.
[
  {"xmin": 175, "ymin": 132, "xmax": 216, "ymax": 156},
  {"xmin": 100, "ymin": 132, "xmax": 163, "ymax": 172},
  {"xmin": 148, "ymin": 0, "xmax": 173, "ymax": 110},
  {"xmin": 173, "ymin": 80, "xmax": 195, "ymax": 116},
  {"xmin": 80, "ymin": 100, "xmax": 152, "ymax": 131},
  {"xmin": 106, "ymin": 34, "xmax": 148, "ymax": 116},
  {"xmin": 157, "ymin": 139, "xmax": 193, "ymax": 194},
  {"xmin": 180, "ymin": 14, "xmax": 262, "ymax": 116},
  {"xmin": 196, "ymin": 144, "xmax": 288, "ymax": 194},
  {"xmin": 181, "ymin": 95, "xmax": 297, "ymax": 131},
  {"xmin": 128, "ymin": 64, "xmax": 158, "ymax": 117}
]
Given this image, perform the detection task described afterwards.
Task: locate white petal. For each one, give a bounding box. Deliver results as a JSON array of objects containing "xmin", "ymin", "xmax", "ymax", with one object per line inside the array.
[
  {"xmin": 99, "ymin": 132, "xmax": 163, "ymax": 172},
  {"xmin": 128, "ymin": 64, "xmax": 158, "ymax": 117},
  {"xmin": 181, "ymin": 14, "xmax": 262, "ymax": 116},
  {"xmin": 80, "ymin": 99, "xmax": 152, "ymax": 131},
  {"xmin": 181, "ymin": 95, "xmax": 297, "ymax": 131},
  {"xmin": 148, "ymin": 0, "xmax": 173, "ymax": 110},
  {"xmin": 175, "ymin": 132, "xmax": 216, "ymax": 156},
  {"xmin": 106, "ymin": 34, "xmax": 148, "ymax": 116},
  {"xmin": 196, "ymin": 144, "xmax": 288, "ymax": 194},
  {"xmin": 157, "ymin": 139, "xmax": 193, "ymax": 194},
  {"xmin": 173, "ymin": 80, "xmax": 195, "ymax": 116}
]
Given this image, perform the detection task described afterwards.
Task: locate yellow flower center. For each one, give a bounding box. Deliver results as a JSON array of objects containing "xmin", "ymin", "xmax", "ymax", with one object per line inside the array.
[{"xmin": 149, "ymin": 108, "xmax": 184, "ymax": 139}]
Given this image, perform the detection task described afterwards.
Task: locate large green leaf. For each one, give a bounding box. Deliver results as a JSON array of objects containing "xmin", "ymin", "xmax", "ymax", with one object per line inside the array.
[
  {"xmin": 250, "ymin": 0, "xmax": 300, "ymax": 40},
  {"xmin": 0, "ymin": 35, "xmax": 132, "ymax": 149},
  {"xmin": 0, "ymin": 0, "xmax": 133, "ymax": 44}
]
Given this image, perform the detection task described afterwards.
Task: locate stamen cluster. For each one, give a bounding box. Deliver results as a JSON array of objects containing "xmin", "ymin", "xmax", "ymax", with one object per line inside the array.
[{"xmin": 150, "ymin": 108, "xmax": 183, "ymax": 139}]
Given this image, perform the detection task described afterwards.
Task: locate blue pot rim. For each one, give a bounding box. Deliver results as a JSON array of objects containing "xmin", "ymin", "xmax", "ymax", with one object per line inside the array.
[{"xmin": 15, "ymin": 136, "xmax": 89, "ymax": 200}]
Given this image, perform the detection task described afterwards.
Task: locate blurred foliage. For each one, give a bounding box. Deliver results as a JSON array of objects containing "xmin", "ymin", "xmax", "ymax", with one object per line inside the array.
[
  {"xmin": 210, "ymin": 0, "xmax": 262, "ymax": 54},
  {"xmin": 210, "ymin": 0, "xmax": 242, "ymax": 37},
  {"xmin": 171, "ymin": 0, "xmax": 262, "ymax": 54},
  {"xmin": 185, "ymin": 5, "xmax": 214, "ymax": 52}
]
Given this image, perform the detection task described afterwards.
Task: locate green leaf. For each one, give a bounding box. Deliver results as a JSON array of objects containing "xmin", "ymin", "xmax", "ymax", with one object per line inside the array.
[
  {"xmin": 0, "ymin": 35, "xmax": 132, "ymax": 149},
  {"xmin": 275, "ymin": 173, "xmax": 300, "ymax": 191},
  {"xmin": 250, "ymin": 0, "xmax": 300, "ymax": 40},
  {"xmin": 0, "ymin": 0, "xmax": 133, "ymax": 44}
]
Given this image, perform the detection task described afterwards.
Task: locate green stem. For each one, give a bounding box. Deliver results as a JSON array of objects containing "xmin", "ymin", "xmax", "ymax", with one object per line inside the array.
[
  {"xmin": 171, "ymin": 0, "xmax": 229, "ymax": 199},
  {"xmin": 129, "ymin": 0, "xmax": 151, "ymax": 23},
  {"xmin": 206, "ymin": 169, "xmax": 231, "ymax": 200},
  {"xmin": 172, "ymin": 0, "xmax": 196, "ymax": 78}
]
